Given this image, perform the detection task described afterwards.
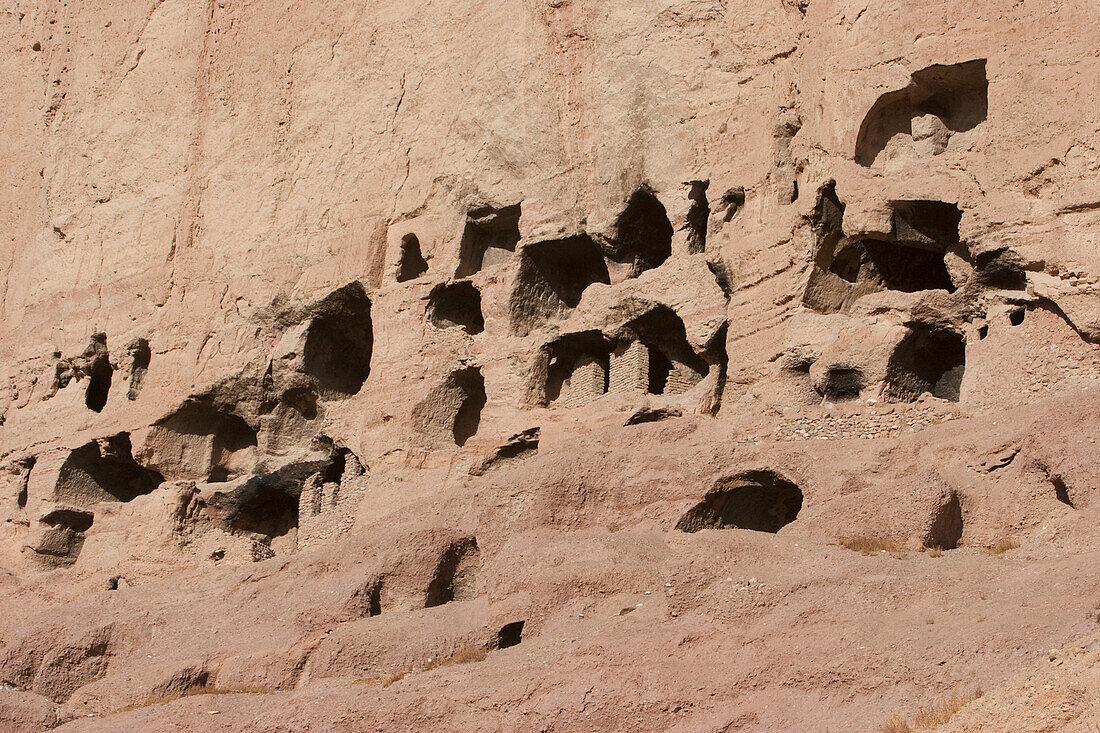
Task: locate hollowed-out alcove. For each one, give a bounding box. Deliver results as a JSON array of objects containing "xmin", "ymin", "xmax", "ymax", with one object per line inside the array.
[
  {"xmin": 148, "ymin": 400, "xmax": 259, "ymax": 483},
  {"xmin": 42, "ymin": 507, "xmax": 95, "ymax": 533},
  {"xmin": 26, "ymin": 508, "xmax": 96, "ymax": 568},
  {"xmin": 855, "ymin": 59, "xmax": 988, "ymax": 166},
  {"xmin": 453, "ymin": 369, "xmax": 486, "ymax": 446},
  {"xmin": 302, "ymin": 282, "xmax": 373, "ymax": 398},
  {"xmin": 803, "ymin": 183, "xmax": 853, "ymax": 313},
  {"xmin": 347, "ymin": 578, "xmax": 384, "ymax": 617},
  {"xmin": 676, "ymin": 471, "xmax": 803, "ymax": 533},
  {"xmin": 609, "ymin": 306, "xmax": 710, "ymax": 397},
  {"xmin": 126, "ymin": 337, "xmax": 151, "ymax": 401},
  {"xmin": 396, "ymin": 234, "xmax": 429, "ymax": 282},
  {"xmin": 858, "ymin": 239, "xmax": 956, "ymax": 293},
  {"xmin": 425, "ymin": 537, "xmax": 479, "ymax": 607},
  {"xmin": 84, "ymin": 333, "xmax": 114, "ymax": 413},
  {"xmin": 973, "ymin": 247, "xmax": 1027, "ymax": 290},
  {"xmin": 820, "ymin": 366, "xmax": 864, "ymax": 402},
  {"xmin": 538, "ymin": 331, "xmax": 613, "ymax": 408},
  {"xmin": 805, "ymin": 193, "xmax": 962, "ymax": 313},
  {"xmin": 509, "ymin": 235, "xmax": 610, "ymax": 336},
  {"xmin": 56, "ymin": 433, "xmax": 165, "ymax": 506},
  {"xmin": 601, "ymin": 188, "xmax": 673, "ymax": 278},
  {"xmin": 427, "ymin": 281, "xmax": 484, "ymax": 335},
  {"xmin": 280, "ymin": 386, "xmax": 319, "ymax": 421},
  {"xmin": 882, "ymin": 325, "xmax": 966, "ymax": 403},
  {"xmin": 208, "ymin": 454, "xmax": 340, "ymax": 550},
  {"xmin": 411, "ymin": 367, "xmax": 487, "ymax": 447},
  {"xmin": 685, "ymin": 180, "xmax": 710, "ymax": 254},
  {"xmin": 455, "ymin": 203, "xmax": 522, "ymax": 278},
  {"xmin": 496, "ymin": 621, "xmax": 525, "ymax": 649},
  {"xmin": 228, "ymin": 482, "xmax": 299, "ymax": 539},
  {"xmin": 923, "ymin": 492, "xmax": 963, "ymax": 550},
  {"xmin": 891, "ymin": 200, "xmax": 962, "ymax": 251},
  {"xmin": 715, "ymin": 186, "xmax": 745, "ymax": 226}
]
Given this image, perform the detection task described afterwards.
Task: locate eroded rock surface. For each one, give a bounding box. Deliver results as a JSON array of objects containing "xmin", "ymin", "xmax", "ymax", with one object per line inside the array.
[{"xmin": 0, "ymin": 1, "xmax": 1098, "ymax": 731}]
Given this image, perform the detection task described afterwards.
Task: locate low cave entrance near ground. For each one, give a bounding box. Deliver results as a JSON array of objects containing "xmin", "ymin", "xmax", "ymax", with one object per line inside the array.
[{"xmin": 676, "ymin": 471, "xmax": 803, "ymax": 533}]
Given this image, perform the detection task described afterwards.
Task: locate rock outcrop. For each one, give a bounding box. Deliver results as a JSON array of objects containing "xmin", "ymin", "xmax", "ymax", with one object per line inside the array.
[{"xmin": 0, "ymin": 0, "xmax": 1098, "ymax": 731}]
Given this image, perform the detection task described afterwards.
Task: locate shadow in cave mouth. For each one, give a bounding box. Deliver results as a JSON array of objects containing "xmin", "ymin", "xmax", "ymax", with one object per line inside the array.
[{"xmin": 676, "ymin": 471, "xmax": 803, "ymax": 533}]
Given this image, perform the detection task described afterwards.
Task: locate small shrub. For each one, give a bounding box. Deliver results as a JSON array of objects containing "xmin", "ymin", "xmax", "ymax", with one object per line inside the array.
[
  {"xmin": 879, "ymin": 689, "xmax": 983, "ymax": 732},
  {"xmin": 986, "ymin": 537, "xmax": 1020, "ymax": 555},
  {"xmin": 880, "ymin": 714, "xmax": 911, "ymax": 733},
  {"xmin": 112, "ymin": 682, "xmax": 274, "ymax": 713},
  {"xmin": 356, "ymin": 644, "xmax": 488, "ymax": 688},
  {"xmin": 838, "ymin": 535, "xmax": 905, "ymax": 555},
  {"xmin": 425, "ymin": 644, "xmax": 488, "ymax": 671}
]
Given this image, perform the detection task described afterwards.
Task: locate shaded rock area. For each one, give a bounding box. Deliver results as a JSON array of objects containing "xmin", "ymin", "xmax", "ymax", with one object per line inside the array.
[{"xmin": 0, "ymin": 2, "xmax": 1098, "ymax": 733}]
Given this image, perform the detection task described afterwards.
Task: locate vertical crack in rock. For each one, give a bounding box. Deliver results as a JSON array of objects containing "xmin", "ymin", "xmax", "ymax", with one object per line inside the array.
[
  {"xmin": 684, "ymin": 180, "xmax": 710, "ymax": 254},
  {"xmin": 83, "ymin": 333, "xmax": 114, "ymax": 412},
  {"xmin": 14, "ymin": 456, "xmax": 35, "ymax": 509},
  {"xmin": 125, "ymin": 338, "xmax": 151, "ymax": 401}
]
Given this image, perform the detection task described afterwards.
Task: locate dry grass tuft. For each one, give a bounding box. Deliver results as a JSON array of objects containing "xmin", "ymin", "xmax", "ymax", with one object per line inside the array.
[
  {"xmin": 112, "ymin": 682, "xmax": 274, "ymax": 714},
  {"xmin": 356, "ymin": 644, "xmax": 489, "ymax": 688},
  {"xmin": 924, "ymin": 546, "xmax": 943, "ymax": 558},
  {"xmin": 424, "ymin": 644, "xmax": 488, "ymax": 670},
  {"xmin": 838, "ymin": 535, "xmax": 905, "ymax": 556},
  {"xmin": 986, "ymin": 537, "xmax": 1020, "ymax": 555},
  {"xmin": 879, "ymin": 689, "xmax": 983, "ymax": 732}
]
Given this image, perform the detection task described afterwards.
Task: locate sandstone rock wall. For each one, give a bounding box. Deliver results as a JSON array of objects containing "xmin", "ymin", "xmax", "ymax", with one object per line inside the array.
[{"xmin": 0, "ymin": 1, "xmax": 1098, "ymax": 731}]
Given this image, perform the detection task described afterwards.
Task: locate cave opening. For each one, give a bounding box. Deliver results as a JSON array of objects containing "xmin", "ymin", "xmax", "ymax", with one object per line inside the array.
[
  {"xmin": 397, "ymin": 234, "xmax": 429, "ymax": 282},
  {"xmin": 428, "ymin": 281, "xmax": 485, "ymax": 335},
  {"xmin": 676, "ymin": 471, "xmax": 803, "ymax": 533},
  {"xmin": 455, "ymin": 203, "xmax": 522, "ymax": 278},
  {"xmin": 883, "ymin": 325, "xmax": 966, "ymax": 403},
  {"xmin": 302, "ymin": 283, "xmax": 373, "ymax": 398}
]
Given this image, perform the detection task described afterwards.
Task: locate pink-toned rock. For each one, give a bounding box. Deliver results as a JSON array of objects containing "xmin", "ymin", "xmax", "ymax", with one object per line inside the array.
[{"xmin": 0, "ymin": 1, "xmax": 1098, "ymax": 731}]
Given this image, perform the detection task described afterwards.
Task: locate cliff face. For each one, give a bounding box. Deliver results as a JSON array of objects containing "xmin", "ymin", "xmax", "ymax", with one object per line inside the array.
[{"xmin": 1, "ymin": 1, "xmax": 1099, "ymax": 730}]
